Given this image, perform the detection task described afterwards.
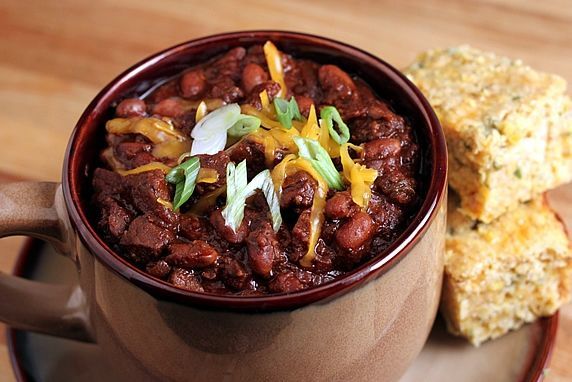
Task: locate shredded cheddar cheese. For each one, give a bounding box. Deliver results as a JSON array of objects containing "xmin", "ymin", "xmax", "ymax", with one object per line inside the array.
[
  {"xmin": 117, "ymin": 161, "xmax": 172, "ymax": 176},
  {"xmin": 106, "ymin": 117, "xmax": 191, "ymax": 159},
  {"xmin": 156, "ymin": 198, "xmax": 174, "ymax": 210},
  {"xmin": 263, "ymin": 41, "xmax": 287, "ymax": 98},
  {"xmin": 197, "ymin": 168, "xmax": 219, "ymax": 184},
  {"xmin": 271, "ymin": 155, "xmax": 329, "ymax": 267},
  {"xmin": 340, "ymin": 143, "xmax": 378, "ymax": 208},
  {"xmin": 195, "ymin": 101, "xmax": 208, "ymax": 122}
]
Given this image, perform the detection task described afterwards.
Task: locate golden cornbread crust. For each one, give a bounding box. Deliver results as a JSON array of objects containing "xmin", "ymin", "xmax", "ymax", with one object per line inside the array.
[
  {"xmin": 443, "ymin": 195, "xmax": 572, "ymax": 346},
  {"xmin": 405, "ymin": 46, "xmax": 572, "ymax": 223}
]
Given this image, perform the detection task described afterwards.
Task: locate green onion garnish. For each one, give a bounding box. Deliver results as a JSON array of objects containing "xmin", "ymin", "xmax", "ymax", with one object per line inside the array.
[
  {"xmin": 166, "ymin": 156, "xmax": 200, "ymax": 210},
  {"xmin": 227, "ymin": 115, "xmax": 261, "ymax": 137},
  {"xmin": 190, "ymin": 104, "xmax": 261, "ymax": 155},
  {"xmin": 274, "ymin": 97, "xmax": 302, "ymax": 129},
  {"xmin": 293, "ymin": 136, "xmax": 344, "ymax": 190},
  {"xmin": 222, "ymin": 160, "xmax": 282, "ymax": 233},
  {"xmin": 320, "ymin": 106, "xmax": 350, "ymax": 144}
]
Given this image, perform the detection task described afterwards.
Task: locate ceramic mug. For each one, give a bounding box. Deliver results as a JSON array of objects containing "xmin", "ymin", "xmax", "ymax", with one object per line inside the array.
[{"xmin": 0, "ymin": 31, "xmax": 447, "ymax": 381}]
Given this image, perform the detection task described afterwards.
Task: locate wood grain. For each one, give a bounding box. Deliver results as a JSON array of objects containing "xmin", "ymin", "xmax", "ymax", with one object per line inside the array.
[{"xmin": 0, "ymin": 0, "xmax": 570, "ymax": 381}]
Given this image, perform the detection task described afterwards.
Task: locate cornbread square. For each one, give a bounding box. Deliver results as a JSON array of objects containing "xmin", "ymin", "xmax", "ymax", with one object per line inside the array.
[
  {"xmin": 442, "ymin": 194, "xmax": 572, "ymax": 346},
  {"xmin": 405, "ymin": 46, "xmax": 572, "ymax": 223}
]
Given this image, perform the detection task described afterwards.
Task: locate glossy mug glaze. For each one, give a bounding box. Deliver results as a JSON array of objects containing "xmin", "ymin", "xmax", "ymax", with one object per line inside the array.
[{"xmin": 0, "ymin": 31, "xmax": 447, "ymax": 381}]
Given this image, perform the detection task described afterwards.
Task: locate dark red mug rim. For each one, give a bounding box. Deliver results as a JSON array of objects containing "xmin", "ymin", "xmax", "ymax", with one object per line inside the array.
[{"xmin": 62, "ymin": 30, "xmax": 447, "ymax": 312}]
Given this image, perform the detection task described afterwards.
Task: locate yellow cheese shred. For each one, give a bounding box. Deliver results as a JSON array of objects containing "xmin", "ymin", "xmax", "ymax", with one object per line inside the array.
[
  {"xmin": 195, "ymin": 101, "xmax": 208, "ymax": 122},
  {"xmin": 197, "ymin": 168, "xmax": 219, "ymax": 184},
  {"xmin": 106, "ymin": 117, "xmax": 190, "ymax": 159},
  {"xmin": 259, "ymin": 90, "xmax": 272, "ymax": 113},
  {"xmin": 340, "ymin": 143, "xmax": 378, "ymax": 208},
  {"xmin": 263, "ymin": 41, "xmax": 287, "ymax": 98},
  {"xmin": 271, "ymin": 155, "xmax": 328, "ymax": 267},
  {"xmin": 117, "ymin": 162, "xmax": 172, "ymax": 176}
]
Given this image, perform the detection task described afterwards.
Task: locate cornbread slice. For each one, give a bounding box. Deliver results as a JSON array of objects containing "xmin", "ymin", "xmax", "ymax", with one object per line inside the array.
[
  {"xmin": 442, "ymin": 194, "xmax": 572, "ymax": 346},
  {"xmin": 405, "ymin": 46, "xmax": 572, "ymax": 223}
]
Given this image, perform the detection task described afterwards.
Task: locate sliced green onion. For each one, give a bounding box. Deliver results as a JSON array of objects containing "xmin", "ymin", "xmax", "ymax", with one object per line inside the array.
[
  {"xmin": 293, "ymin": 136, "xmax": 344, "ymax": 190},
  {"xmin": 191, "ymin": 104, "xmax": 262, "ymax": 154},
  {"xmin": 249, "ymin": 169, "xmax": 283, "ymax": 232},
  {"xmin": 165, "ymin": 156, "xmax": 201, "ymax": 210},
  {"xmin": 320, "ymin": 106, "xmax": 350, "ymax": 144},
  {"xmin": 191, "ymin": 104, "xmax": 241, "ymax": 155},
  {"xmin": 274, "ymin": 96, "xmax": 302, "ymax": 129},
  {"xmin": 221, "ymin": 160, "xmax": 282, "ymax": 233},
  {"xmin": 227, "ymin": 115, "xmax": 261, "ymax": 137},
  {"xmin": 221, "ymin": 161, "xmax": 249, "ymax": 233}
]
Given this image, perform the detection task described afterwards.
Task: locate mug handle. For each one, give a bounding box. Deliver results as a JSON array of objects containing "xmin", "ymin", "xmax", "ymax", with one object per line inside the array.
[{"xmin": 0, "ymin": 182, "xmax": 93, "ymax": 342}]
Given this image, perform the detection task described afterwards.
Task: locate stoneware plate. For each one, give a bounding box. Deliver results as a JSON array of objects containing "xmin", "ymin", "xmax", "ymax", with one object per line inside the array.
[{"xmin": 8, "ymin": 240, "xmax": 557, "ymax": 382}]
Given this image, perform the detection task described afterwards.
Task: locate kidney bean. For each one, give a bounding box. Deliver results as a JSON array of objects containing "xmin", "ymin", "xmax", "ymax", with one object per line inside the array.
[
  {"xmin": 180, "ymin": 69, "xmax": 207, "ymax": 99},
  {"xmin": 318, "ymin": 65, "xmax": 356, "ymax": 98},
  {"xmin": 335, "ymin": 212, "xmax": 375, "ymax": 252},
  {"xmin": 246, "ymin": 221, "xmax": 280, "ymax": 278},
  {"xmin": 362, "ymin": 138, "xmax": 402, "ymax": 161},
  {"xmin": 242, "ymin": 63, "xmax": 269, "ymax": 93},
  {"xmin": 116, "ymin": 98, "xmax": 147, "ymax": 117},
  {"xmin": 166, "ymin": 241, "xmax": 219, "ymax": 269}
]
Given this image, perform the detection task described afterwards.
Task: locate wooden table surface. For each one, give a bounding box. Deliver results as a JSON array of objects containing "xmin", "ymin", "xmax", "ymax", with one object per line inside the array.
[{"xmin": 1, "ymin": 0, "xmax": 571, "ymax": 380}]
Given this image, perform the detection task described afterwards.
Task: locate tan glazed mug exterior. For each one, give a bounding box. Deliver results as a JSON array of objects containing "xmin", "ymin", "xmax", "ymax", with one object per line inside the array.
[{"xmin": 0, "ymin": 31, "xmax": 447, "ymax": 381}]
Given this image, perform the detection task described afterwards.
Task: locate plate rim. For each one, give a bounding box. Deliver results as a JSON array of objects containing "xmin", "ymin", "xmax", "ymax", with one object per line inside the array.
[{"xmin": 5, "ymin": 238, "xmax": 560, "ymax": 382}]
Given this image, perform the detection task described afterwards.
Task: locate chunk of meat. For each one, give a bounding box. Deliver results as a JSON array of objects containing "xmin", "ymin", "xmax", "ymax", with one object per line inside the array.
[
  {"xmin": 245, "ymin": 81, "xmax": 281, "ymax": 109},
  {"xmin": 116, "ymin": 98, "xmax": 147, "ymax": 118},
  {"xmin": 242, "ymin": 63, "xmax": 269, "ymax": 93},
  {"xmin": 146, "ymin": 260, "xmax": 171, "ymax": 279},
  {"xmin": 169, "ymin": 268, "xmax": 204, "ymax": 292},
  {"xmin": 166, "ymin": 241, "xmax": 219, "ymax": 269},
  {"xmin": 120, "ymin": 215, "xmax": 175, "ymax": 263},
  {"xmin": 206, "ymin": 47, "xmax": 246, "ymax": 81},
  {"xmin": 367, "ymin": 193, "xmax": 405, "ymax": 237},
  {"xmin": 325, "ymin": 191, "xmax": 359, "ymax": 220},
  {"xmin": 179, "ymin": 215, "xmax": 211, "ymax": 241},
  {"xmin": 208, "ymin": 78, "xmax": 244, "ymax": 103},
  {"xmin": 209, "ymin": 209, "xmax": 250, "ymax": 244},
  {"xmin": 196, "ymin": 152, "xmax": 230, "ymax": 193},
  {"xmin": 179, "ymin": 69, "xmax": 207, "ymax": 99},
  {"xmin": 243, "ymin": 45, "xmax": 266, "ymax": 66},
  {"xmin": 350, "ymin": 114, "xmax": 407, "ymax": 144},
  {"xmin": 227, "ymin": 138, "xmax": 267, "ymax": 178},
  {"xmin": 92, "ymin": 168, "xmax": 125, "ymax": 198},
  {"xmin": 219, "ymin": 256, "xmax": 250, "ymax": 290},
  {"xmin": 124, "ymin": 170, "xmax": 178, "ymax": 226},
  {"xmin": 268, "ymin": 271, "xmax": 305, "ymax": 293},
  {"xmin": 335, "ymin": 211, "xmax": 375, "ymax": 253},
  {"xmin": 172, "ymin": 111, "xmax": 196, "ymax": 137},
  {"xmin": 96, "ymin": 196, "xmax": 133, "ymax": 241},
  {"xmin": 291, "ymin": 209, "xmax": 311, "ymax": 262},
  {"xmin": 287, "ymin": 60, "xmax": 321, "ymax": 100},
  {"xmin": 280, "ymin": 171, "xmax": 317, "ymax": 211},
  {"xmin": 375, "ymin": 171, "xmax": 417, "ymax": 205},
  {"xmin": 113, "ymin": 141, "xmax": 155, "ymax": 169},
  {"xmin": 318, "ymin": 65, "xmax": 356, "ymax": 100},
  {"xmin": 362, "ymin": 138, "xmax": 402, "ymax": 161},
  {"xmin": 246, "ymin": 221, "xmax": 280, "ymax": 278}
]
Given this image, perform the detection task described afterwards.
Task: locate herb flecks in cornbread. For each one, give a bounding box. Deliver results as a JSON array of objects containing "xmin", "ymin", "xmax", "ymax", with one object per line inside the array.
[
  {"xmin": 443, "ymin": 195, "xmax": 572, "ymax": 346},
  {"xmin": 405, "ymin": 46, "xmax": 572, "ymax": 223}
]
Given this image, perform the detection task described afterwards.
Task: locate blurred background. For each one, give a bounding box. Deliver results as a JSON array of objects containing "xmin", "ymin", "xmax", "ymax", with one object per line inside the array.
[{"xmin": 0, "ymin": 0, "xmax": 571, "ymax": 381}]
